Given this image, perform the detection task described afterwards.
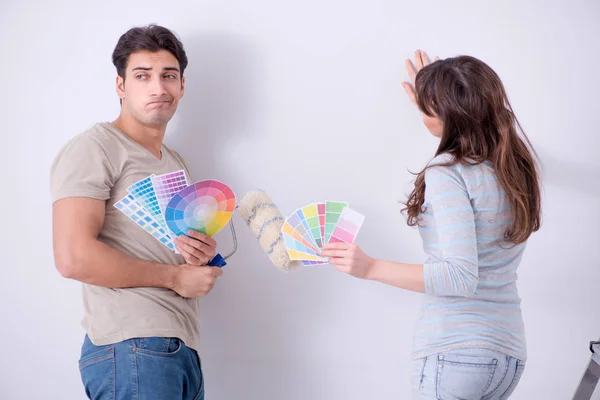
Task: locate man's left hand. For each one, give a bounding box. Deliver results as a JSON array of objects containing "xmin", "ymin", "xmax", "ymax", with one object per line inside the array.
[{"xmin": 174, "ymin": 230, "xmax": 217, "ymax": 266}]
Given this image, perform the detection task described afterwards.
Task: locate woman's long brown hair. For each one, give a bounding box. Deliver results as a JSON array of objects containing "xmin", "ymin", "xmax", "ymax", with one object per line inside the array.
[{"xmin": 403, "ymin": 56, "xmax": 541, "ymax": 244}]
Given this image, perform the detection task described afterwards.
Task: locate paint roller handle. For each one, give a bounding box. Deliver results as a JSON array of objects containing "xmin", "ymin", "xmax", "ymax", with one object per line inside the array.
[
  {"xmin": 206, "ymin": 221, "xmax": 238, "ymax": 267},
  {"xmin": 207, "ymin": 253, "xmax": 227, "ymax": 267}
]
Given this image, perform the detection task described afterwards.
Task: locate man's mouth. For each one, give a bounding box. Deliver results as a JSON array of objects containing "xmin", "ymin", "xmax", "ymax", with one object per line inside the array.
[{"xmin": 147, "ymin": 99, "xmax": 172, "ymax": 106}]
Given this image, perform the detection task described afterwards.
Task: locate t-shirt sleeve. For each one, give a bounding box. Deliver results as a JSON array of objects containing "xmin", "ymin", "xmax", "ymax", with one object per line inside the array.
[
  {"xmin": 422, "ymin": 164, "xmax": 479, "ymax": 297},
  {"xmin": 50, "ymin": 134, "xmax": 116, "ymax": 203}
]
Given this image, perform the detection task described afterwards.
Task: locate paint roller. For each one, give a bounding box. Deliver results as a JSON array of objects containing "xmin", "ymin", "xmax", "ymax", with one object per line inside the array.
[{"xmin": 207, "ymin": 190, "xmax": 301, "ymax": 272}]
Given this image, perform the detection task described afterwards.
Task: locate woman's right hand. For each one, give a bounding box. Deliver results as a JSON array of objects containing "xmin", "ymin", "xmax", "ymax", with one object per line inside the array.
[{"xmin": 402, "ymin": 49, "xmax": 439, "ymax": 105}]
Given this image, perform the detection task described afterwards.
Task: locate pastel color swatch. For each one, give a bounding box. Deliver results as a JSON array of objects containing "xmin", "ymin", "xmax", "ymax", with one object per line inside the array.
[
  {"xmin": 283, "ymin": 233, "xmax": 327, "ymax": 262},
  {"xmin": 317, "ymin": 203, "xmax": 326, "ymax": 247},
  {"xmin": 281, "ymin": 201, "xmax": 364, "ymax": 267},
  {"xmin": 301, "ymin": 203, "xmax": 323, "ymax": 249},
  {"xmin": 295, "ymin": 208, "xmax": 319, "ymax": 249},
  {"xmin": 301, "ymin": 260, "xmax": 328, "ymax": 266},
  {"xmin": 284, "ymin": 211, "xmax": 320, "ymax": 252},
  {"xmin": 328, "ymin": 207, "xmax": 365, "ymax": 244},
  {"xmin": 324, "ymin": 201, "xmax": 348, "ymax": 244},
  {"xmin": 281, "ymin": 221, "xmax": 319, "ymax": 253}
]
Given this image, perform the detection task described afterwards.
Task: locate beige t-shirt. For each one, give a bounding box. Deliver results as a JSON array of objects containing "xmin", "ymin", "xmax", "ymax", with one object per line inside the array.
[{"xmin": 50, "ymin": 122, "xmax": 202, "ymax": 351}]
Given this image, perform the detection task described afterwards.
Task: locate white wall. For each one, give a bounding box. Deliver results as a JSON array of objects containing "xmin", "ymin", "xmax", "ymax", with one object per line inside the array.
[{"xmin": 1, "ymin": 1, "xmax": 599, "ymax": 399}]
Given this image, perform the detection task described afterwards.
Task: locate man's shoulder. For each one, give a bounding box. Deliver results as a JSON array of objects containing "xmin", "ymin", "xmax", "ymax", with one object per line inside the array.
[
  {"xmin": 57, "ymin": 122, "xmax": 120, "ymax": 154},
  {"xmin": 50, "ymin": 123, "xmax": 120, "ymax": 202},
  {"xmin": 79, "ymin": 122, "xmax": 123, "ymax": 150},
  {"xmin": 53, "ymin": 123, "xmax": 107, "ymax": 162}
]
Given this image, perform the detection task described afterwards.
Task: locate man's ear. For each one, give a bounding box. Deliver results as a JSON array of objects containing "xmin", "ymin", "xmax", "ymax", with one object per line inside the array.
[
  {"xmin": 116, "ymin": 75, "xmax": 125, "ymax": 99},
  {"xmin": 180, "ymin": 75, "xmax": 185, "ymax": 98}
]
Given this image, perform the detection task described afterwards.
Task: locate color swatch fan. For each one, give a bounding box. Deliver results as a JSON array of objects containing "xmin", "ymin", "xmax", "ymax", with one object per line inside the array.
[
  {"xmin": 114, "ymin": 194, "xmax": 176, "ymax": 251},
  {"xmin": 151, "ymin": 170, "xmax": 189, "ymax": 215},
  {"xmin": 164, "ymin": 179, "xmax": 236, "ymax": 237},
  {"xmin": 126, "ymin": 174, "xmax": 167, "ymax": 230},
  {"xmin": 115, "ymin": 170, "xmax": 190, "ymax": 252},
  {"xmin": 281, "ymin": 201, "xmax": 365, "ymax": 266}
]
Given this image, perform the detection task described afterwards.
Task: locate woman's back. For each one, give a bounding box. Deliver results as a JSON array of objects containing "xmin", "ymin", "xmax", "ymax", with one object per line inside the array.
[{"xmin": 413, "ymin": 153, "xmax": 527, "ymax": 361}]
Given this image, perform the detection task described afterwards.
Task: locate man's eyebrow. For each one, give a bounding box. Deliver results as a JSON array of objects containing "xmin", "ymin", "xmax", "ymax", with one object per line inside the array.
[{"xmin": 131, "ymin": 66, "xmax": 180, "ymax": 72}]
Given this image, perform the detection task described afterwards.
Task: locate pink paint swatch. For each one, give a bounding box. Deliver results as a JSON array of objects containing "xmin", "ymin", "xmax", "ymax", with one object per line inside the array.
[
  {"xmin": 329, "ymin": 207, "xmax": 365, "ymax": 244},
  {"xmin": 150, "ymin": 170, "xmax": 189, "ymax": 215}
]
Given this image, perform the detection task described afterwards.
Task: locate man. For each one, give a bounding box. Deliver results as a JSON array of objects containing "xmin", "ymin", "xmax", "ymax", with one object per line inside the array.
[{"xmin": 51, "ymin": 24, "xmax": 221, "ymax": 400}]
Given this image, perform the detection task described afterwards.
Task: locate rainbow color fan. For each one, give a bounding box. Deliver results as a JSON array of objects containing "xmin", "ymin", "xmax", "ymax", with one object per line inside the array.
[
  {"xmin": 281, "ymin": 201, "xmax": 365, "ymax": 266},
  {"xmin": 164, "ymin": 179, "xmax": 236, "ymax": 237}
]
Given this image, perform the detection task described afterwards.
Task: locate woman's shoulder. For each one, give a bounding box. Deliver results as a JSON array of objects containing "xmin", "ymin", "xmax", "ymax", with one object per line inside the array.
[
  {"xmin": 424, "ymin": 153, "xmax": 493, "ymax": 184},
  {"xmin": 427, "ymin": 153, "xmax": 493, "ymax": 174},
  {"xmin": 428, "ymin": 153, "xmax": 457, "ymax": 167}
]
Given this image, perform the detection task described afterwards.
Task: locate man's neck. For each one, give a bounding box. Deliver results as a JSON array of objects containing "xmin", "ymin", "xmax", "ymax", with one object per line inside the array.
[{"xmin": 112, "ymin": 114, "xmax": 165, "ymax": 160}]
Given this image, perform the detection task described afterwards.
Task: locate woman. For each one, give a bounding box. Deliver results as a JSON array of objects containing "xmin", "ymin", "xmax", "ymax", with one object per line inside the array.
[{"xmin": 322, "ymin": 50, "xmax": 541, "ymax": 399}]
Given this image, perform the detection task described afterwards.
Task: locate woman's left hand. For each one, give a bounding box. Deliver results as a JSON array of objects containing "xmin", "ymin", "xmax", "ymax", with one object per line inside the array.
[
  {"xmin": 402, "ymin": 49, "xmax": 439, "ymax": 105},
  {"xmin": 321, "ymin": 242, "xmax": 375, "ymax": 279}
]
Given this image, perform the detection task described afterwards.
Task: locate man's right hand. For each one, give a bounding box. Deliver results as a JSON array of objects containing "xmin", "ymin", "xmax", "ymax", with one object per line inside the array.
[{"xmin": 171, "ymin": 264, "xmax": 223, "ymax": 298}]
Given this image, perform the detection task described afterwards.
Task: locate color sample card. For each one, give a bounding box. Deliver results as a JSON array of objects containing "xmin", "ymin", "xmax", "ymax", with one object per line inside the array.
[
  {"xmin": 283, "ymin": 211, "xmax": 320, "ymax": 252},
  {"xmin": 114, "ymin": 194, "xmax": 175, "ymax": 251},
  {"xmin": 294, "ymin": 208, "xmax": 319, "ymax": 249},
  {"xmin": 317, "ymin": 203, "xmax": 326, "ymax": 247},
  {"xmin": 282, "ymin": 201, "xmax": 364, "ymax": 267},
  {"xmin": 151, "ymin": 170, "xmax": 189, "ymax": 215},
  {"xmin": 283, "ymin": 233, "xmax": 327, "ymax": 262},
  {"xmin": 281, "ymin": 221, "xmax": 319, "ymax": 253},
  {"xmin": 324, "ymin": 201, "xmax": 349, "ymax": 244},
  {"xmin": 301, "ymin": 203, "xmax": 323, "ymax": 249},
  {"xmin": 127, "ymin": 175, "xmax": 167, "ymax": 231},
  {"xmin": 328, "ymin": 207, "xmax": 365, "ymax": 244},
  {"xmin": 165, "ymin": 180, "xmax": 236, "ymax": 237},
  {"xmin": 301, "ymin": 260, "xmax": 328, "ymax": 266}
]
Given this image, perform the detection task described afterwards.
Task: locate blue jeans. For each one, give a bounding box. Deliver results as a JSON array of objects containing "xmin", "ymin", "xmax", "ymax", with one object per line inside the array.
[
  {"xmin": 79, "ymin": 335, "xmax": 204, "ymax": 400},
  {"xmin": 412, "ymin": 348, "xmax": 525, "ymax": 399}
]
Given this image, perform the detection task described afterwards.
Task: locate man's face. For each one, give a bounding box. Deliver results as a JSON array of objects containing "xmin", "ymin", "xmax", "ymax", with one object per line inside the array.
[{"xmin": 117, "ymin": 50, "xmax": 185, "ymax": 127}]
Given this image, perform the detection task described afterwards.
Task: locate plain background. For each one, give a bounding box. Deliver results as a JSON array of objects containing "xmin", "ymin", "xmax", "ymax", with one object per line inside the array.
[{"xmin": 1, "ymin": 1, "xmax": 599, "ymax": 399}]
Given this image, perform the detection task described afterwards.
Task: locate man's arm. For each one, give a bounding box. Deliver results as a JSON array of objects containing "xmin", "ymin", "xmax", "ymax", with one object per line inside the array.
[
  {"xmin": 53, "ymin": 197, "xmax": 179, "ymax": 288},
  {"xmin": 52, "ymin": 197, "xmax": 222, "ymax": 297}
]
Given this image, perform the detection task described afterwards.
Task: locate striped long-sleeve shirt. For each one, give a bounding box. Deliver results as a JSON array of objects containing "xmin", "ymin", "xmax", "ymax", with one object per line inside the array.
[{"xmin": 412, "ymin": 153, "xmax": 527, "ymax": 361}]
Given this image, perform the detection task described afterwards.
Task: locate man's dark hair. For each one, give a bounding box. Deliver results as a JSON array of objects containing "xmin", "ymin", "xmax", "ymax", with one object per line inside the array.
[{"xmin": 112, "ymin": 24, "xmax": 188, "ymax": 79}]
